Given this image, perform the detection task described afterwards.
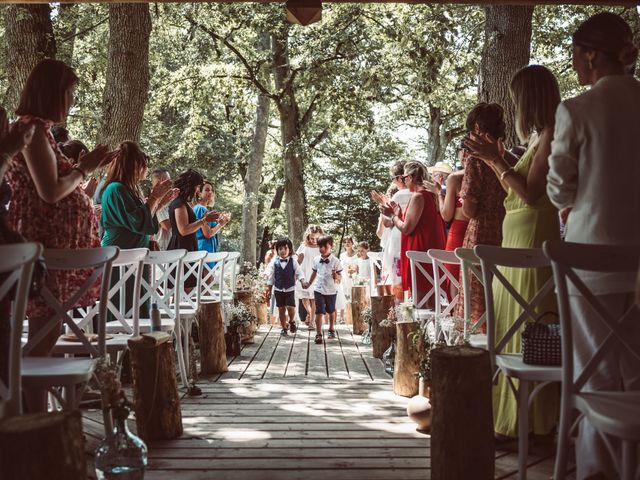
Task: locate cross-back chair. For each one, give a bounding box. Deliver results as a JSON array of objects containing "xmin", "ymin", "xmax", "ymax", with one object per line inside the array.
[
  {"xmin": 475, "ymin": 245, "xmax": 561, "ymax": 480},
  {"xmin": 405, "ymin": 250, "xmax": 436, "ymax": 318},
  {"xmin": 0, "ymin": 242, "xmax": 42, "ymax": 419},
  {"xmin": 200, "ymin": 252, "xmax": 228, "ymax": 303},
  {"xmin": 21, "ymin": 246, "xmax": 118, "ymax": 410},
  {"xmin": 426, "ymin": 249, "xmax": 461, "ymax": 344},
  {"xmin": 454, "ymin": 247, "xmax": 487, "ymax": 348},
  {"xmin": 221, "ymin": 251, "xmax": 240, "ymax": 303},
  {"xmin": 368, "ymin": 251, "xmax": 382, "ymax": 294},
  {"xmin": 544, "ymin": 240, "xmax": 640, "ymax": 480}
]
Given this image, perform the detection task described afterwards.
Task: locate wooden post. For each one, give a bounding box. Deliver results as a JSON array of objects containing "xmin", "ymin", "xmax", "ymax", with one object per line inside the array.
[
  {"xmin": 128, "ymin": 333, "xmax": 183, "ymax": 441},
  {"xmin": 393, "ymin": 321, "xmax": 421, "ymax": 397},
  {"xmin": 344, "ymin": 303, "xmax": 352, "ymax": 325},
  {"xmin": 255, "ymin": 302, "xmax": 268, "ymax": 325},
  {"xmin": 371, "ymin": 294, "xmax": 395, "ymax": 358},
  {"xmin": 0, "ymin": 410, "xmax": 85, "ymax": 480},
  {"xmin": 351, "ymin": 285, "xmax": 367, "ymax": 335},
  {"xmin": 197, "ymin": 300, "xmax": 228, "ymax": 375},
  {"xmin": 431, "ymin": 346, "xmax": 494, "ymax": 480}
]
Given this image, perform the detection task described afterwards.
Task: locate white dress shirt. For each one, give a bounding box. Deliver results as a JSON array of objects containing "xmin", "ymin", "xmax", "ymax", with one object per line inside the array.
[
  {"xmin": 312, "ymin": 254, "xmax": 343, "ymax": 295},
  {"xmin": 547, "ymin": 74, "xmax": 640, "ymax": 295}
]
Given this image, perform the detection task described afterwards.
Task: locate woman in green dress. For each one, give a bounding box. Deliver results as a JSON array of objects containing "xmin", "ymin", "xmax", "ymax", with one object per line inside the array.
[
  {"xmin": 465, "ymin": 65, "xmax": 561, "ymax": 439},
  {"xmin": 101, "ymin": 141, "xmax": 177, "ymax": 249}
]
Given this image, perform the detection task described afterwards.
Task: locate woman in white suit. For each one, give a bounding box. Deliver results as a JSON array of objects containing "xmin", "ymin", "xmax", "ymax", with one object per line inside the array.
[{"xmin": 547, "ymin": 12, "xmax": 640, "ymax": 479}]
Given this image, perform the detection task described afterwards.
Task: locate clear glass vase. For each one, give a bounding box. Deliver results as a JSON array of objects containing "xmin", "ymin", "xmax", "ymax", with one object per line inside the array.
[
  {"xmin": 95, "ymin": 408, "xmax": 148, "ymax": 479},
  {"xmin": 383, "ymin": 340, "xmax": 396, "ymax": 376}
]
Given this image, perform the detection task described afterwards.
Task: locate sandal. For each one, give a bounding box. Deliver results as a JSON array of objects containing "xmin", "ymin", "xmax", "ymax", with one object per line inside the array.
[
  {"xmin": 327, "ymin": 330, "xmax": 336, "ymax": 339},
  {"xmin": 289, "ymin": 320, "xmax": 297, "ymax": 333},
  {"xmin": 314, "ymin": 333, "xmax": 323, "ymax": 344}
]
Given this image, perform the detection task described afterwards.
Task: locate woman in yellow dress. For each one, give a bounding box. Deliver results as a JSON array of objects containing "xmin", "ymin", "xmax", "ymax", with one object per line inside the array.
[{"xmin": 465, "ymin": 64, "xmax": 561, "ymax": 438}]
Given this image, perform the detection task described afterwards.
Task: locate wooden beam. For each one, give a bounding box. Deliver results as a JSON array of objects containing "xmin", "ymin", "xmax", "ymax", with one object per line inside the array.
[{"xmin": 2, "ymin": 0, "xmax": 637, "ymax": 6}]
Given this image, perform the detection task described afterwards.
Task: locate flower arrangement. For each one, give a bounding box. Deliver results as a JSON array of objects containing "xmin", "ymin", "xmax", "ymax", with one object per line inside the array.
[
  {"xmin": 236, "ymin": 262, "xmax": 268, "ymax": 304},
  {"xmin": 224, "ymin": 303, "xmax": 257, "ymax": 331},
  {"xmin": 380, "ymin": 302, "xmax": 415, "ymax": 327},
  {"xmin": 362, "ymin": 307, "xmax": 373, "ymax": 326},
  {"xmin": 436, "ymin": 314, "xmax": 466, "ymax": 346},
  {"xmin": 94, "ymin": 359, "xmax": 131, "ymax": 421},
  {"xmin": 352, "ymin": 276, "xmax": 368, "ymax": 287}
]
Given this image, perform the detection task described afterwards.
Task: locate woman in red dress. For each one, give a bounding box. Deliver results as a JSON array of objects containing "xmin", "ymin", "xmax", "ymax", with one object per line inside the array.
[
  {"xmin": 380, "ymin": 161, "xmax": 446, "ymax": 305},
  {"xmin": 6, "ymin": 59, "xmax": 113, "ymax": 411}
]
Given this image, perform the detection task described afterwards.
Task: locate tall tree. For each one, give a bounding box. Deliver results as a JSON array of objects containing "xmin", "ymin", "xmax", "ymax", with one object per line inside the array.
[
  {"xmin": 478, "ymin": 6, "xmax": 534, "ymax": 146},
  {"xmin": 4, "ymin": 5, "xmax": 56, "ymax": 112},
  {"xmin": 53, "ymin": 4, "xmax": 78, "ymax": 66},
  {"xmin": 98, "ymin": 4, "xmax": 151, "ymax": 147},
  {"xmin": 241, "ymin": 31, "xmax": 271, "ymax": 266}
]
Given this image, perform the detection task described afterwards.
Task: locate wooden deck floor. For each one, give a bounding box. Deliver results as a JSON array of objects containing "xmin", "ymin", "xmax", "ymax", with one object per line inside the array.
[{"xmin": 82, "ymin": 324, "xmax": 574, "ymax": 479}]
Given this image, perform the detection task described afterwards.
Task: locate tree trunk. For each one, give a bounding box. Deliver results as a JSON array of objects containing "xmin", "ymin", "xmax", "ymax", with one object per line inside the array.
[
  {"xmin": 242, "ymin": 31, "xmax": 271, "ymax": 267},
  {"xmin": 97, "ymin": 4, "xmax": 151, "ymax": 147},
  {"xmin": 53, "ymin": 4, "xmax": 77, "ymax": 66},
  {"xmin": 431, "ymin": 346, "xmax": 494, "ymax": 480},
  {"xmin": 393, "ymin": 321, "xmax": 421, "ymax": 397},
  {"xmin": 4, "ymin": 5, "xmax": 56, "ymax": 113},
  {"xmin": 478, "ymin": 6, "xmax": 534, "ymax": 147},
  {"xmin": 197, "ymin": 300, "xmax": 228, "ymax": 374},
  {"xmin": 351, "ymin": 286, "xmax": 367, "ymax": 335},
  {"xmin": 128, "ymin": 333, "xmax": 183, "ymax": 441},
  {"xmin": 622, "ymin": 7, "xmax": 640, "ymax": 79},
  {"xmin": 272, "ymin": 25, "xmax": 307, "ymax": 247},
  {"xmin": 0, "ymin": 410, "xmax": 85, "ymax": 480},
  {"xmin": 371, "ymin": 294, "xmax": 395, "ymax": 358}
]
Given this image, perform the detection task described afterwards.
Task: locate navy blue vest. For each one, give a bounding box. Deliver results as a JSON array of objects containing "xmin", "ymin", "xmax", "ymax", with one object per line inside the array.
[{"xmin": 274, "ymin": 258, "xmax": 296, "ymax": 290}]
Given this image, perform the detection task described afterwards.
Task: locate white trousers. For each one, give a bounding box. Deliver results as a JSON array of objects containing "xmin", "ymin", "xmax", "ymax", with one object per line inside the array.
[{"xmin": 570, "ymin": 292, "xmax": 640, "ymax": 479}]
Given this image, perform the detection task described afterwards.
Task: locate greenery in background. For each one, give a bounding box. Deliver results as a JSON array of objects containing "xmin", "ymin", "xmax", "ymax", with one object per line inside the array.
[{"xmin": 1, "ymin": 3, "xmax": 636, "ymax": 256}]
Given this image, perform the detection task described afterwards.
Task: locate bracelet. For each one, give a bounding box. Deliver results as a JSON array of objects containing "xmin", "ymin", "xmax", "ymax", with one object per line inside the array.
[
  {"xmin": 72, "ymin": 166, "xmax": 87, "ymax": 180},
  {"xmin": 500, "ymin": 167, "xmax": 514, "ymax": 181}
]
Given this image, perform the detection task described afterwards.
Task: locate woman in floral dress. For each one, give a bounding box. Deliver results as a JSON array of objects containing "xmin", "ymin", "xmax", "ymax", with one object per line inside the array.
[{"xmin": 6, "ymin": 59, "xmax": 113, "ymax": 411}]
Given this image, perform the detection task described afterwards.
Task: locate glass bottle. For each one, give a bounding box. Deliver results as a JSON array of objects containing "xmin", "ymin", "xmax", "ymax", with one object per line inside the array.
[
  {"xmin": 383, "ymin": 340, "xmax": 396, "ymax": 376},
  {"xmin": 95, "ymin": 406, "xmax": 148, "ymax": 479}
]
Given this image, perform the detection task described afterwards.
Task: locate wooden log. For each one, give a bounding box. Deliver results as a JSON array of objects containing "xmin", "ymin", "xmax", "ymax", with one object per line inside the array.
[
  {"xmin": 371, "ymin": 294, "xmax": 395, "ymax": 358},
  {"xmin": 128, "ymin": 333, "xmax": 183, "ymax": 441},
  {"xmin": 344, "ymin": 302, "xmax": 352, "ymax": 325},
  {"xmin": 197, "ymin": 300, "xmax": 228, "ymax": 374},
  {"xmin": 0, "ymin": 410, "xmax": 85, "ymax": 480},
  {"xmin": 235, "ymin": 290, "xmax": 257, "ymax": 318},
  {"xmin": 255, "ymin": 302, "xmax": 268, "ymax": 325},
  {"xmin": 393, "ymin": 321, "xmax": 421, "ymax": 397},
  {"xmin": 431, "ymin": 346, "xmax": 494, "ymax": 480},
  {"xmin": 351, "ymin": 286, "xmax": 367, "ymax": 335}
]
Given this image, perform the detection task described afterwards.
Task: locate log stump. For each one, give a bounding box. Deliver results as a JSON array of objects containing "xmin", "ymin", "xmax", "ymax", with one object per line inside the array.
[
  {"xmin": 128, "ymin": 333, "xmax": 183, "ymax": 441},
  {"xmin": 255, "ymin": 302, "xmax": 268, "ymax": 325},
  {"xmin": 197, "ymin": 300, "xmax": 228, "ymax": 375},
  {"xmin": 235, "ymin": 290, "xmax": 257, "ymax": 318},
  {"xmin": 344, "ymin": 303, "xmax": 352, "ymax": 325},
  {"xmin": 0, "ymin": 410, "xmax": 85, "ymax": 480},
  {"xmin": 393, "ymin": 321, "xmax": 421, "ymax": 397},
  {"xmin": 351, "ymin": 286, "xmax": 367, "ymax": 335},
  {"xmin": 371, "ymin": 294, "xmax": 395, "ymax": 358},
  {"xmin": 431, "ymin": 346, "xmax": 494, "ymax": 480}
]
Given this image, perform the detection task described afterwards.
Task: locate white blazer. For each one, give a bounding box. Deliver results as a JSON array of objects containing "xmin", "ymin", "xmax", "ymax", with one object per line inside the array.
[{"xmin": 547, "ymin": 74, "xmax": 640, "ymax": 295}]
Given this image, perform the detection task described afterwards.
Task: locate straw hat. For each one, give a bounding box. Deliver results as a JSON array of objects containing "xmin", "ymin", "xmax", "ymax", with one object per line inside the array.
[{"xmin": 428, "ymin": 162, "xmax": 453, "ymax": 175}]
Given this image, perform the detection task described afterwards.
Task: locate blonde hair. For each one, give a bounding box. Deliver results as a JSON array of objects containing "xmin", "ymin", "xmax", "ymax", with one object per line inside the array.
[
  {"xmin": 304, "ymin": 224, "xmax": 324, "ymax": 242},
  {"xmin": 403, "ymin": 161, "xmax": 429, "ymax": 183},
  {"xmin": 510, "ymin": 65, "xmax": 561, "ymax": 143}
]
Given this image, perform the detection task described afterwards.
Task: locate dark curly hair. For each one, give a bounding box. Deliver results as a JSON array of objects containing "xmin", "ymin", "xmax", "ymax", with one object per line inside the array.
[
  {"xmin": 274, "ymin": 237, "xmax": 294, "ymax": 256},
  {"xmin": 465, "ymin": 102, "xmax": 506, "ymax": 140},
  {"xmin": 173, "ymin": 169, "xmax": 204, "ymax": 204}
]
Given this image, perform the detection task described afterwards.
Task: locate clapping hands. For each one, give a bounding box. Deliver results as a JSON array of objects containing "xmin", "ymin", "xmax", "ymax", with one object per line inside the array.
[
  {"xmin": 0, "ymin": 107, "xmax": 36, "ymax": 158},
  {"xmin": 464, "ymin": 132, "xmax": 504, "ymax": 165},
  {"xmin": 149, "ymin": 179, "xmax": 179, "ymax": 212},
  {"xmin": 423, "ymin": 179, "xmax": 441, "ymax": 195}
]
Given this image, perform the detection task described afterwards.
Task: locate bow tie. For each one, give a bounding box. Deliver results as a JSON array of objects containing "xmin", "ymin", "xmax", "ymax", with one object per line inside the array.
[
  {"xmin": 279, "ymin": 259, "xmax": 288, "ymax": 263},
  {"xmin": 320, "ymin": 258, "xmax": 330, "ymax": 264}
]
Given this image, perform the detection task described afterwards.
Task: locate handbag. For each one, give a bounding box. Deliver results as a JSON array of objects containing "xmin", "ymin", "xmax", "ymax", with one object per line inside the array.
[{"xmin": 521, "ymin": 311, "xmax": 561, "ymax": 366}]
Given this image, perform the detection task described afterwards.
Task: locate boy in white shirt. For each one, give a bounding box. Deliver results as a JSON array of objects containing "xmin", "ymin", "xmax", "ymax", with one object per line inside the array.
[
  {"xmin": 264, "ymin": 237, "xmax": 308, "ymax": 336},
  {"xmin": 307, "ymin": 235, "xmax": 343, "ymax": 344},
  {"xmin": 356, "ymin": 241, "xmax": 372, "ymax": 283}
]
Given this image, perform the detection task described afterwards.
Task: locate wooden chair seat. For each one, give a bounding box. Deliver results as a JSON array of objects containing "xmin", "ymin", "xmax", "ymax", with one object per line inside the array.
[
  {"xmin": 21, "ymin": 357, "xmax": 95, "ymax": 386},
  {"xmin": 495, "ymin": 353, "xmax": 561, "ymax": 382},
  {"xmin": 576, "ymin": 392, "xmax": 640, "ymax": 442}
]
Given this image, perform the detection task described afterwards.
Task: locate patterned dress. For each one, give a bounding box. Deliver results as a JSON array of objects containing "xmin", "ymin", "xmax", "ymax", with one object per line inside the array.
[
  {"xmin": 5, "ymin": 116, "xmax": 100, "ymax": 318},
  {"xmin": 453, "ymin": 156, "xmax": 506, "ymax": 324}
]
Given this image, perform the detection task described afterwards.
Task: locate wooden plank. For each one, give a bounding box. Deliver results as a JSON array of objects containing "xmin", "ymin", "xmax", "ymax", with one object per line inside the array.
[
  {"xmin": 144, "ymin": 469, "xmax": 430, "ymax": 480},
  {"xmin": 324, "ymin": 326, "xmax": 350, "ymax": 380},
  {"xmin": 215, "ymin": 325, "xmax": 272, "ymax": 381},
  {"xmin": 263, "ymin": 328, "xmax": 295, "ymax": 379},
  {"xmin": 178, "ymin": 421, "xmax": 423, "ymax": 434},
  {"xmin": 306, "ymin": 327, "xmax": 328, "ymax": 379},
  {"xmin": 242, "ymin": 327, "xmax": 282, "ymax": 379},
  {"xmin": 336, "ymin": 326, "xmax": 374, "ymax": 381},
  {"xmin": 284, "ymin": 327, "xmax": 309, "ymax": 378},
  {"xmin": 148, "ymin": 447, "xmax": 428, "ymax": 459},
  {"xmin": 149, "ymin": 438, "xmax": 428, "ymax": 448},
  {"xmin": 180, "ymin": 415, "xmax": 411, "ymax": 423},
  {"xmin": 148, "ymin": 457, "xmax": 430, "ymax": 470},
  {"xmin": 173, "ymin": 429, "xmax": 427, "ymax": 440}
]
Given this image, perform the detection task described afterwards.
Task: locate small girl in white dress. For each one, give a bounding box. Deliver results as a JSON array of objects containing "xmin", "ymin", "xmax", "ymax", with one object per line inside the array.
[
  {"xmin": 338, "ymin": 236, "xmax": 358, "ymax": 322},
  {"xmin": 295, "ymin": 224, "xmax": 323, "ymax": 329}
]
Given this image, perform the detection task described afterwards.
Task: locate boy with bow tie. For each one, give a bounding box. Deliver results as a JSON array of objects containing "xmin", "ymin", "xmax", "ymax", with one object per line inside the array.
[
  {"xmin": 307, "ymin": 235, "xmax": 343, "ymax": 344},
  {"xmin": 265, "ymin": 237, "xmax": 308, "ymax": 336}
]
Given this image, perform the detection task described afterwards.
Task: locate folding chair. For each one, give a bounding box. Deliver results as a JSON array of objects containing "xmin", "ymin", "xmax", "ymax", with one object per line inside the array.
[
  {"xmin": 455, "ymin": 247, "xmax": 487, "ymax": 348},
  {"xmin": 0, "ymin": 242, "xmax": 42, "ymax": 419},
  {"xmin": 406, "ymin": 251, "xmax": 436, "ymax": 319},
  {"xmin": 22, "ymin": 246, "xmax": 118, "ymax": 410},
  {"xmin": 475, "ymin": 245, "xmax": 561, "ymax": 480},
  {"xmin": 544, "ymin": 240, "xmax": 640, "ymax": 480}
]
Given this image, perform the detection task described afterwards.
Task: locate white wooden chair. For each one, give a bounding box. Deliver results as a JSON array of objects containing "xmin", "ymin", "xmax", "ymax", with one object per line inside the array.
[
  {"xmin": 221, "ymin": 251, "xmax": 240, "ymax": 303},
  {"xmin": 475, "ymin": 245, "xmax": 562, "ymax": 480},
  {"xmin": 405, "ymin": 250, "xmax": 436, "ymax": 319},
  {"xmin": 200, "ymin": 252, "xmax": 228, "ymax": 303},
  {"xmin": 57, "ymin": 248, "xmax": 148, "ymax": 361},
  {"xmin": 22, "ymin": 246, "xmax": 118, "ymax": 410},
  {"xmin": 368, "ymin": 251, "xmax": 383, "ymax": 295},
  {"xmin": 427, "ymin": 249, "xmax": 461, "ymax": 344},
  {"xmin": 544, "ymin": 240, "xmax": 640, "ymax": 480},
  {"xmin": 455, "ymin": 247, "xmax": 487, "ymax": 348},
  {"xmin": 0, "ymin": 242, "xmax": 42, "ymax": 419}
]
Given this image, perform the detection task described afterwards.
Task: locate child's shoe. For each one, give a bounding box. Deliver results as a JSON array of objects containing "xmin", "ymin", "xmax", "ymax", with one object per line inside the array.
[
  {"xmin": 314, "ymin": 333, "xmax": 323, "ymax": 344},
  {"xmin": 327, "ymin": 330, "xmax": 336, "ymax": 339},
  {"xmin": 280, "ymin": 328, "xmax": 289, "ymax": 336},
  {"xmin": 289, "ymin": 320, "xmax": 297, "ymax": 333},
  {"xmin": 307, "ymin": 322, "xmax": 315, "ymax": 331}
]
